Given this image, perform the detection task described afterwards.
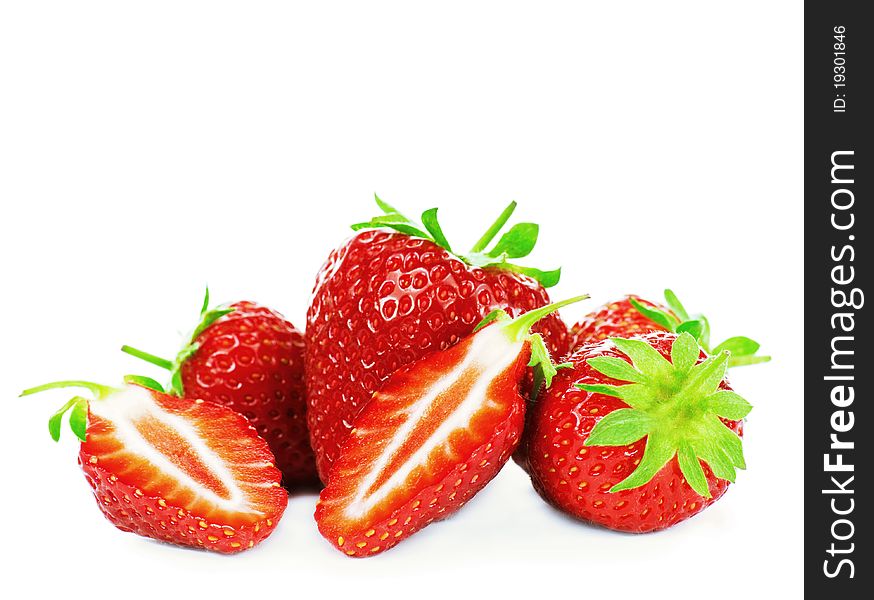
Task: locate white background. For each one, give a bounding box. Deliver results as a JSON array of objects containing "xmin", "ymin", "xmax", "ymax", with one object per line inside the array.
[{"xmin": 0, "ymin": 2, "xmax": 802, "ymax": 598}]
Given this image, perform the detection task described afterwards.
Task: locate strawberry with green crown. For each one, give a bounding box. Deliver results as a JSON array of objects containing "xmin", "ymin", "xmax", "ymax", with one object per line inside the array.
[
  {"xmin": 515, "ymin": 289, "xmax": 768, "ymax": 474},
  {"xmin": 526, "ymin": 331, "xmax": 751, "ymax": 532},
  {"xmin": 306, "ymin": 196, "xmax": 570, "ymax": 483}
]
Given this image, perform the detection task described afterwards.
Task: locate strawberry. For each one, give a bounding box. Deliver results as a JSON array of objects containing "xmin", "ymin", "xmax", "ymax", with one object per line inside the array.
[
  {"xmin": 516, "ymin": 289, "xmax": 768, "ymax": 474},
  {"xmin": 306, "ymin": 196, "xmax": 570, "ymax": 482},
  {"xmin": 316, "ymin": 296, "xmax": 585, "ymax": 556},
  {"xmin": 568, "ymin": 295, "xmax": 673, "ymax": 348},
  {"xmin": 121, "ymin": 289, "xmax": 318, "ymax": 487},
  {"xmin": 22, "ymin": 378, "xmax": 287, "ymax": 552},
  {"xmin": 525, "ymin": 331, "xmax": 751, "ymax": 532},
  {"xmin": 569, "ymin": 289, "xmax": 770, "ymax": 367}
]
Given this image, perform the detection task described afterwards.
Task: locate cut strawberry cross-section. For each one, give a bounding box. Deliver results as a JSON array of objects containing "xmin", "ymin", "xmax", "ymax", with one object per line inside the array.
[
  {"xmin": 22, "ymin": 379, "xmax": 287, "ymax": 553},
  {"xmin": 316, "ymin": 295, "xmax": 586, "ymax": 557}
]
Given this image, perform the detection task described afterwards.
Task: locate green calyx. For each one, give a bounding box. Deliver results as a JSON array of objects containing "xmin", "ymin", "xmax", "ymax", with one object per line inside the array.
[
  {"xmin": 630, "ymin": 289, "xmax": 771, "ymax": 368},
  {"xmin": 351, "ymin": 195, "xmax": 561, "ymax": 288},
  {"xmin": 576, "ymin": 332, "xmax": 752, "ymax": 498},
  {"xmin": 21, "ymin": 381, "xmax": 112, "ymax": 442},
  {"xmin": 120, "ymin": 286, "xmax": 233, "ymax": 396},
  {"xmin": 474, "ymin": 295, "xmax": 588, "ymax": 399},
  {"xmin": 19, "ymin": 378, "xmax": 159, "ymax": 442}
]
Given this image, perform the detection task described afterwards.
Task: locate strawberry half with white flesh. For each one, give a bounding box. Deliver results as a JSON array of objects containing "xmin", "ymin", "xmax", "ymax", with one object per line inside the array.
[
  {"xmin": 21, "ymin": 378, "xmax": 287, "ymax": 553},
  {"xmin": 316, "ymin": 295, "xmax": 587, "ymax": 557}
]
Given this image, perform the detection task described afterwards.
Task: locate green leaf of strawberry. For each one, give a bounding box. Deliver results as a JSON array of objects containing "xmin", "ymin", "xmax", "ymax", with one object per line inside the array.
[
  {"xmin": 583, "ymin": 408, "xmax": 653, "ymax": 446},
  {"xmin": 577, "ymin": 332, "xmax": 751, "ymax": 499},
  {"xmin": 120, "ymin": 287, "xmax": 236, "ymax": 396},
  {"xmin": 629, "ymin": 298, "xmax": 678, "ymax": 331},
  {"xmin": 123, "ymin": 374, "xmax": 165, "ymax": 393},
  {"xmin": 487, "ymin": 222, "xmax": 539, "ymax": 259},
  {"xmin": 47, "ymin": 396, "xmax": 89, "ymax": 442},
  {"xmin": 630, "ymin": 289, "xmax": 770, "ymax": 368},
  {"xmin": 22, "ymin": 380, "xmax": 113, "ymax": 442},
  {"xmin": 420, "ymin": 207, "xmax": 453, "ymax": 252},
  {"xmin": 351, "ymin": 195, "xmax": 561, "ymax": 287}
]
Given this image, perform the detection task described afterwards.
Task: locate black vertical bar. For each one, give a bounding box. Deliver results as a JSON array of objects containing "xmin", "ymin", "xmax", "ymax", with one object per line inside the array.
[{"xmin": 805, "ymin": 1, "xmax": 869, "ymax": 595}]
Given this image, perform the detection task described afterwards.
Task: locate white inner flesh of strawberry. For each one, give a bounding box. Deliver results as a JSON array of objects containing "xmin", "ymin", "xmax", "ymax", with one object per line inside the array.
[
  {"xmin": 89, "ymin": 386, "xmax": 260, "ymax": 515},
  {"xmin": 344, "ymin": 324, "xmax": 522, "ymax": 519}
]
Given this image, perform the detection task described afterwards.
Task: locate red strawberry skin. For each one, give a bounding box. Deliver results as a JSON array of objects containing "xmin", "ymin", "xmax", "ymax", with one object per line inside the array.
[
  {"xmin": 568, "ymin": 295, "xmax": 672, "ymax": 352},
  {"xmin": 180, "ymin": 301, "xmax": 318, "ymax": 487},
  {"xmin": 80, "ymin": 386, "xmax": 287, "ymax": 552},
  {"xmin": 315, "ymin": 324, "xmax": 530, "ymax": 557},
  {"xmin": 526, "ymin": 332, "xmax": 741, "ymax": 533},
  {"xmin": 306, "ymin": 230, "xmax": 568, "ymax": 482}
]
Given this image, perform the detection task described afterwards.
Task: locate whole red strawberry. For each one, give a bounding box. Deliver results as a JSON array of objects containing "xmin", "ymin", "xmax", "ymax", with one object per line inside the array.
[
  {"xmin": 568, "ymin": 295, "xmax": 672, "ymax": 348},
  {"xmin": 23, "ymin": 379, "xmax": 287, "ymax": 553},
  {"xmin": 317, "ymin": 297, "xmax": 585, "ymax": 556},
  {"xmin": 569, "ymin": 289, "xmax": 770, "ymax": 367},
  {"xmin": 526, "ymin": 331, "xmax": 751, "ymax": 532},
  {"xmin": 122, "ymin": 290, "xmax": 318, "ymax": 488},
  {"xmin": 306, "ymin": 196, "xmax": 569, "ymax": 482},
  {"xmin": 516, "ymin": 289, "xmax": 768, "ymax": 474}
]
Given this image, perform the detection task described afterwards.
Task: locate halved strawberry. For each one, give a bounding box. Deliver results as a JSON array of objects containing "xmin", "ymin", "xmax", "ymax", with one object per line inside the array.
[
  {"xmin": 316, "ymin": 295, "xmax": 586, "ymax": 557},
  {"xmin": 22, "ymin": 378, "xmax": 287, "ymax": 553}
]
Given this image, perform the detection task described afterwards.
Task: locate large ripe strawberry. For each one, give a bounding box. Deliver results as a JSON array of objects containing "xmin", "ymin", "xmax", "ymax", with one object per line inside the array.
[
  {"xmin": 516, "ymin": 289, "xmax": 768, "ymax": 474},
  {"xmin": 121, "ymin": 289, "xmax": 318, "ymax": 487},
  {"xmin": 526, "ymin": 331, "xmax": 751, "ymax": 533},
  {"xmin": 22, "ymin": 378, "xmax": 287, "ymax": 552},
  {"xmin": 306, "ymin": 196, "xmax": 569, "ymax": 482},
  {"xmin": 316, "ymin": 296, "xmax": 585, "ymax": 556},
  {"xmin": 569, "ymin": 289, "xmax": 770, "ymax": 367}
]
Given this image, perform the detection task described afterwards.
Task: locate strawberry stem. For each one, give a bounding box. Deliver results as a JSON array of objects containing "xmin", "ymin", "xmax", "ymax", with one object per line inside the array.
[
  {"xmin": 22, "ymin": 380, "xmax": 121, "ymax": 442},
  {"xmin": 20, "ymin": 380, "xmax": 115, "ymax": 400},
  {"xmin": 470, "ymin": 201, "xmax": 517, "ymax": 252},
  {"xmin": 473, "ymin": 295, "xmax": 588, "ymax": 399},
  {"xmin": 120, "ymin": 289, "xmax": 235, "ymax": 398},
  {"xmin": 354, "ymin": 196, "xmax": 561, "ymax": 287},
  {"xmin": 503, "ymin": 295, "xmax": 589, "ymax": 342},
  {"xmin": 120, "ymin": 345, "xmax": 173, "ymax": 370}
]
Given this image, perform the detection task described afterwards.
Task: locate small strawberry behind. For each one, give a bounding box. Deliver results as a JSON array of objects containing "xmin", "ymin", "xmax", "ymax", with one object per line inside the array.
[
  {"xmin": 121, "ymin": 288, "xmax": 318, "ymax": 488},
  {"xmin": 316, "ymin": 295, "xmax": 587, "ymax": 557},
  {"xmin": 22, "ymin": 378, "xmax": 287, "ymax": 553},
  {"xmin": 527, "ymin": 331, "xmax": 751, "ymax": 532},
  {"xmin": 569, "ymin": 289, "xmax": 770, "ymax": 367}
]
